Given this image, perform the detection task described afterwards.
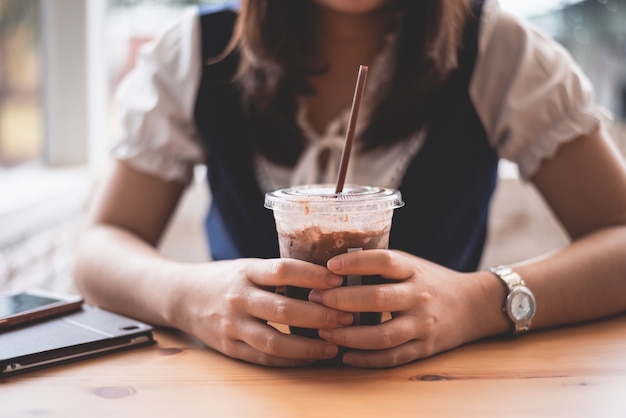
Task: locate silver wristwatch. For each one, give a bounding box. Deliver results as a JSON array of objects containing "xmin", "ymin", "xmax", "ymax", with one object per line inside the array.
[{"xmin": 489, "ymin": 265, "xmax": 536, "ymax": 335}]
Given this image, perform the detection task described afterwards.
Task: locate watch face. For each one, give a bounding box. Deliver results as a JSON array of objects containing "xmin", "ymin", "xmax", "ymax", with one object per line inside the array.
[{"xmin": 509, "ymin": 289, "xmax": 535, "ymax": 322}]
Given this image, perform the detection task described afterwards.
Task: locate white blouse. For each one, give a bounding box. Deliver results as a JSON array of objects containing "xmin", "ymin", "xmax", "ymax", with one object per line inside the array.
[{"xmin": 111, "ymin": 0, "xmax": 610, "ymax": 190}]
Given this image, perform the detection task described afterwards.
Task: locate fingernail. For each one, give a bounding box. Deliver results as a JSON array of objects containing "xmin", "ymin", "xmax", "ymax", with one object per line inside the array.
[
  {"xmin": 319, "ymin": 329, "xmax": 331, "ymax": 339},
  {"xmin": 309, "ymin": 290, "xmax": 323, "ymax": 303},
  {"xmin": 323, "ymin": 344, "xmax": 338, "ymax": 358},
  {"xmin": 327, "ymin": 258, "xmax": 343, "ymax": 272},
  {"xmin": 327, "ymin": 274, "xmax": 344, "ymax": 287},
  {"xmin": 339, "ymin": 313, "xmax": 354, "ymax": 326},
  {"xmin": 342, "ymin": 353, "xmax": 356, "ymax": 365}
]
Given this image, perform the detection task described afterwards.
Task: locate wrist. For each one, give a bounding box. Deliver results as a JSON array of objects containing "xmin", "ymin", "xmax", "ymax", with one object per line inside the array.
[
  {"xmin": 160, "ymin": 261, "xmax": 202, "ymax": 331},
  {"xmin": 488, "ymin": 265, "xmax": 536, "ymax": 335},
  {"xmin": 162, "ymin": 260, "xmax": 240, "ymax": 335},
  {"xmin": 461, "ymin": 270, "xmax": 513, "ymax": 342}
]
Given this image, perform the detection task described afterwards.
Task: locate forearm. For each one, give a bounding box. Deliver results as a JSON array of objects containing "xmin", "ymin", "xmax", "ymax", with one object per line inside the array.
[
  {"xmin": 515, "ymin": 225, "xmax": 626, "ymax": 328},
  {"xmin": 470, "ymin": 225, "xmax": 626, "ymax": 342},
  {"xmin": 74, "ymin": 224, "xmax": 198, "ymax": 328}
]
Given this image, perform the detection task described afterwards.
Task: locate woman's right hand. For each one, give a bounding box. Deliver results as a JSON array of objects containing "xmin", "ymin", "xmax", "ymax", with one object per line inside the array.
[
  {"xmin": 168, "ymin": 257, "xmax": 353, "ymax": 367},
  {"xmin": 74, "ymin": 162, "xmax": 350, "ymax": 367}
]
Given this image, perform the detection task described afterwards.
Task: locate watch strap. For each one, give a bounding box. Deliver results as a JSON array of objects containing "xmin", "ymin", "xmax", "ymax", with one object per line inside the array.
[
  {"xmin": 490, "ymin": 265, "xmax": 523, "ymax": 291},
  {"xmin": 489, "ymin": 265, "xmax": 535, "ymax": 335}
]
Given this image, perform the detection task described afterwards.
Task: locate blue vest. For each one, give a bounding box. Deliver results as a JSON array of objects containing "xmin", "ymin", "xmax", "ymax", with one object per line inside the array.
[{"xmin": 194, "ymin": 0, "xmax": 497, "ymax": 272}]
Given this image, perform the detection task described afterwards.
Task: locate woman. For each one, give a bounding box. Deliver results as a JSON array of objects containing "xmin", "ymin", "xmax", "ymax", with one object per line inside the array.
[{"xmin": 74, "ymin": 0, "xmax": 626, "ymax": 368}]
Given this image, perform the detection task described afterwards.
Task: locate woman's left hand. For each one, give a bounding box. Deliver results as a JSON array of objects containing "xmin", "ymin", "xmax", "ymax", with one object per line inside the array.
[{"xmin": 309, "ymin": 249, "xmax": 488, "ymax": 368}]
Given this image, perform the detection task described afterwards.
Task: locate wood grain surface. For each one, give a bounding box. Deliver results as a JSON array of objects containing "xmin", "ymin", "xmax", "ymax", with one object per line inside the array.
[{"xmin": 2, "ymin": 314, "xmax": 626, "ymax": 418}]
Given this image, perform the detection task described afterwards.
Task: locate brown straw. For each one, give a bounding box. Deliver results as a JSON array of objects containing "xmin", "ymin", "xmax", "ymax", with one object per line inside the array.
[{"xmin": 335, "ymin": 65, "xmax": 369, "ymax": 193}]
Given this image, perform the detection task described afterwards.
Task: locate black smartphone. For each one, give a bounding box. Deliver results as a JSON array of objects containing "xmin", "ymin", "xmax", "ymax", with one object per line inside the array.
[{"xmin": 0, "ymin": 288, "xmax": 84, "ymax": 330}]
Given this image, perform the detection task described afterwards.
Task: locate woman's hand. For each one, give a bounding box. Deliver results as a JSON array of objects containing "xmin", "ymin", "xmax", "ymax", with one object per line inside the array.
[
  {"xmin": 169, "ymin": 257, "xmax": 354, "ymax": 367},
  {"xmin": 309, "ymin": 250, "xmax": 488, "ymax": 368}
]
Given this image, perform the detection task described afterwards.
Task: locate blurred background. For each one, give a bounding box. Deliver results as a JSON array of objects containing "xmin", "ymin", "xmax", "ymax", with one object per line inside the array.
[{"xmin": 0, "ymin": 0, "xmax": 625, "ymax": 293}]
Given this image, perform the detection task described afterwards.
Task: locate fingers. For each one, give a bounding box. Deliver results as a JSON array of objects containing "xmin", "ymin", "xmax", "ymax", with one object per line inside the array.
[
  {"xmin": 229, "ymin": 341, "xmax": 317, "ymax": 367},
  {"xmin": 209, "ymin": 257, "xmax": 353, "ymax": 368},
  {"xmin": 246, "ymin": 258, "xmax": 344, "ymax": 289},
  {"xmin": 317, "ymin": 317, "xmax": 438, "ymax": 369},
  {"xmin": 318, "ymin": 315, "xmax": 422, "ymax": 350},
  {"xmin": 309, "ymin": 281, "xmax": 419, "ymax": 313},
  {"xmin": 225, "ymin": 321, "xmax": 339, "ymax": 367},
  {"xmin": 313, "ymin": 249, "xmax": 424, "ymax": 313},
  {"xmin": 238, "ymin": 287, "xmax": 354, "ymax": 329},
  {"xmin": 223, "ymin": 253, "xmax": 436, "ymax": 368},
  {"xmin": 340, "ymin": 341, "xmax": 434, "ymax": 369},
  {"xmin": 326, "ymin": 249, "xmax": 415, "ymax": 281}
]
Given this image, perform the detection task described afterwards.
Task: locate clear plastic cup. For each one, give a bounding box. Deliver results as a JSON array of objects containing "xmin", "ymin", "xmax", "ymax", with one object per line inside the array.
[{"xmin": 265, "ymin": 184, "xmax": 404, "ymax": 338}]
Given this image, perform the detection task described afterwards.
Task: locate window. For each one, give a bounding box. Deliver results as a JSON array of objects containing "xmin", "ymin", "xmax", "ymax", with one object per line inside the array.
[
  {"xmin": 0, "ymin": 0, "xmax": 43, "ymax": 168},
  {"xmin": 105, "ymin": 0, "xmax": 226, "ymax": 140},
  {"xmin": 500, "ymin": 0, "xmax": 626, "ymax": 155},
  {"xmin": 0, "ymin": 0, "xmax": 95, "ymax": 292}
]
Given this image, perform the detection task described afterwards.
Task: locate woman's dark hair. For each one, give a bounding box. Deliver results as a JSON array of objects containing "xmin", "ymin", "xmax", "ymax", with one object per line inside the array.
[{"xmin": 227, "ymin": 0, "xmax": 472, "ymax": 166}]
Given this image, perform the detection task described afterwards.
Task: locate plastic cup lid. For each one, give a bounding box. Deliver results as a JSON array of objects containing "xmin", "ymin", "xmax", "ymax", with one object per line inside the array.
[{"xmin": 264, "ymin": 184, "xmax": 404, "ymax": 212}]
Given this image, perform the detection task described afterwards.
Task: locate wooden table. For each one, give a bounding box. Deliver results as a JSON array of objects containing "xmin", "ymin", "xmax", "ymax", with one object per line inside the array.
[{"xmin": 2, "ymin": 314, "xmax": 626, "ymax": 418}]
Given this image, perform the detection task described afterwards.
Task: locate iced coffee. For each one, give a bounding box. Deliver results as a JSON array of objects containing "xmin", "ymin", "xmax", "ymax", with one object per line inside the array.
[{"xmin": 265, "ymin": 184, "xmax": 403, "ymax": 338}]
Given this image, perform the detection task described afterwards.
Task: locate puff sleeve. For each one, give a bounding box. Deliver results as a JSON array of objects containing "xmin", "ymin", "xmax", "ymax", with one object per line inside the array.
[
  {"xmin": 110, "ymin": 7, "xmax": 204, "ymax": 185},
  {"xmin": 471, "ymin": 2, "xmax": 611, "ymax": 180}
]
